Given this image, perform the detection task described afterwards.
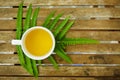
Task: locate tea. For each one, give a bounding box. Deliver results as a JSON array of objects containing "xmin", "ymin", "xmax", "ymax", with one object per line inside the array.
[{"xmin": 24, "ymin": 28, "xmax": 53, "ymax": 56}]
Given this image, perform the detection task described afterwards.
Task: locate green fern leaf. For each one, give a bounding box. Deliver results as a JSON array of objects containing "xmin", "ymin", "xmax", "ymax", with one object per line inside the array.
[
  {"xmin": 54, "ymin": 16, "xmax": 70, "ymax": 37},
  {"xmin": 38, "ymin": 60, "xmax": 42, "ymax": 66},
  {"xmin": 31, "ymin": 7, "xmax": 40, "ymax": 27},
  {"xmin": 23, "ymin": 4, "xmax": 34, "ymax": 75},
  {"xmin": 42, "ymin": 11, "xmax": 55, "ymax": 27},
  {"xmin": 23, "ymin": 4, "xmax": 32, "ymax": 32},
  {"xmin": 43, "ymin": 12, "xmax": 59, "ymax": 69},
  {"xmin": 16, "ymin": 2, "xmax": 26, "ymax": 67},
  {"xmin": 31, "ymin": 7, "xmax": 40, "ymax": 77},
  {"xmin": 60, "ymin": 38, "xmax": 99, "ymax": 46},
  {"xmin": 48, "ymin": 13, "xmax": 63, "ymax": 30},
  {"xmin": 57, "ymin": 21, "xmax": 74, "ymax": 40},
  {"xmin": 48, "ymin": 56, "xmax": 59, "ymax": 69},
  {"xmin": 54, "ymin": 45, "xmax": 72, "ymax": 64}
]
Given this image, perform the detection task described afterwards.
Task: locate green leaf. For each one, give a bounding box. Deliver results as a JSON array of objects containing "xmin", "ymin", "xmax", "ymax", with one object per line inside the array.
[
  {"xmin": 54, "ymin": 16, "xmax": 70, "ymax": 37},
  {"xmin": 42, "ymin": 11, "xmax": 55, "ymax": 27},
  {"xmin": 31, "ymin": 60, "xmax": 38, "ymax": 77},
  {"xmin": 23, "ymin": 4, "xmax": 32, "ymax": 32},
  {"xmin": 30, "ymin": 7, "xmax": 40, "ymax": 77},
  {"xmin": 48, "ymin": 13, "xmax": 63, "ymax": 30},
  {"xmin": 16, "ymin": 2, "xmax": 26, "ymax": 67},
  {"xmin": 16, "ymin": 2, "xmax": 23, "ymax": 39},
  {"xmin": 38, "ymin": 60, "xmax": 42, "ymax": 66},
  {"xmin": 23, "ymin": 4, "xmax": 34, "ymax": 75},
  {"xmin": 54, "ymin": 46, "xmax": 72, "ymax": 64},
  {"xmin": 48, "ymin": 56, "xmax": 59, "ymax": 69},
  {"xmin": 61, "ymin": 38, "xmax": 99, "ymax": 45},
  {"xmin": 16, "ymin": 46, "xmax": 25, "ymax": 67},
  {"xmin": 42, "ymin": 11, "xmax": 59, "ymax": 69},
  {"xmin": 31, "ymin": 7, "xmax": 40, "ymax": 27},
  {"xmin": 25, "ymin": 57, "xmax": 33, "ymax": 75},
  {"xmin": 57, "ymin": 21, "xmax": 74, "ymax": 40}
]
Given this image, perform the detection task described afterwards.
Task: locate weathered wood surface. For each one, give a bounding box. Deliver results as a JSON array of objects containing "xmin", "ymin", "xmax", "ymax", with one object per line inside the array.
[
  {"xmin": 0, "ymin": 0, "xmax": 120, "ymax": 6},
  {"xmin": 0, "ymin": 8, "xmax": 120, "ymax": 18},
  {"xmin": 0, "ymin": 44, "xmax": 120, "ymax": 54},
  {"xmin": 1, "ymin": 77, "xmax": 120, "ymax": 80},
  {"xmin": 1, "ymin": 54, "xmax": 120, "ymax": 64},
  {"xmin": 0, "ymin": 66, "xmax": 120, "ymax": 76},
  {"xmin": 0, "ymin": 20, "xmax": 120, "ymax": 30},
  {"xmin": 0, "ymin": 31, "xmax": 120, "ymax": 41},
  {"xmin": 0, "ymin": 0, "xmax": 120, "ymax": 80}
]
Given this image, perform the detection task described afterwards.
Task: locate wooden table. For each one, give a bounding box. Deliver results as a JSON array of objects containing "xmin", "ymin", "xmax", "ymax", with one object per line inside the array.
[{"xmin": 0, "ymin": 0, "xmax": 120, "ymax": 80}]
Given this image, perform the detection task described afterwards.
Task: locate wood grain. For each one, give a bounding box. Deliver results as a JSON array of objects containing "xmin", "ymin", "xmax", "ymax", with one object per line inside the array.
[
  {"xmin": 66, "ymin": 44, "xmax": 120, "ymax": 54},
  {"xmin": 0, "ymin": 31, "xmax": 120, "ymax": 41},
  {"xmin": 1, "ymin": 54, "xmax": 120, "ymax": 64},
  {"xmin": 66, "ymin": 31, "xmax": 120, "ymax": 41},
  {"xmin": 0, "ymin": 8, "xmax": 120, "ymax": 18},
  {"xmin": 0, "ymin": 43, "xmax": 15, "ymax": 52},
  {"xmin": 0, "ymin": 31, "xmax": 15, "ymax": 41},
  {"xmin": 0, "ymin": 66, "xmax": 120, "ymax": 76},
  {"xmin": 0, "ymin": 0, "xmax": 120, "ymax": 78},
  {"xmin": 0, "ymin": 77, "xmax": 120, "ymax": 80},
  {"xmin": 0, "ymin": 43, "xmax": 120, "ymax": 53},
  {"xmin": 0, "ymin": 20, "xmax": 120, "ymax": 30},
  {"xmin": 0, "ymin": 0, "xmax": 120, "ymax": 6}
]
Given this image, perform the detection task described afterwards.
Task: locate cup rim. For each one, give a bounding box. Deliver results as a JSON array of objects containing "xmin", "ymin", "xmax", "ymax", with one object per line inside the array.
[{"xmin": 21, "ymin": 26, "xmax": 55, "ymax": 60}]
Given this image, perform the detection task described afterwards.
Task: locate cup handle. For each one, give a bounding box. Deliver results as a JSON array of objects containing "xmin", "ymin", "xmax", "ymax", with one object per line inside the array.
[{"xmin": 11, "ymin": 40, "xmax": 22, "ymax": 45}]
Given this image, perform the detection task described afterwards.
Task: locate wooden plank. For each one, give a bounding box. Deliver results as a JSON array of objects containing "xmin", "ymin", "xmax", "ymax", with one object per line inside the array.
[
  {"xmin": 0, "ymin": 8, "xmax": 120, "ymax": 18},
  {"xmin": 0, "ymin": 77, "xmax": 120, "ymax": 80},
  {"xmin": 66, "ymin": 44, "xmax": 120, "ymax": 54},
  {"xmin": 0, "ymin": 77, "xmax": 95, "ymax": 80},
  {"xmin": 0, "ymin": 43, "xmax": 15, "ymax": 52},
  {"xmin": 0, "ymin": 0, "xmax": 120, "ymax": 6},
  {"xmin": 0, "ymin": 66, "xmax": 120, "ymax": 76},
  {"xmin": 33, "ymin": 66, "xmax": 120, "ymax": 76},
  {"xmin": 0, "ymin": 31, "xmax": 15, "ymax": 41},
  {"xmin": 0, "ymin": 43, "xmax": 120, "ymax": 54},
  {"xmin": 66, "ymin": 31, "xmax": 120, "ymax": 41},
  {"xmin": 72, "ymin": 20, "xmax": 120, "ymax": 30},
  {"xmin": 1, "ymin": 54, "xmax": 120, "ymax": 64},
  {"xmin": 0, "ymin": 31, "xmax": 120, "ymax": 41},
  {"xmin": 0, "ymin": 20, "xmax": 120, "ymax": 30},
  {"xmin": 0, "ymin": 20, "xmax": 16, "ymax": 30}
]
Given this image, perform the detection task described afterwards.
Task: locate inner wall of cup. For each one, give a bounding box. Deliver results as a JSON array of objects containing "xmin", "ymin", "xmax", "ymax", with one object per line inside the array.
[{"xmin": 21, "ymin": 27, "xmax": 55, "ymax": 60}]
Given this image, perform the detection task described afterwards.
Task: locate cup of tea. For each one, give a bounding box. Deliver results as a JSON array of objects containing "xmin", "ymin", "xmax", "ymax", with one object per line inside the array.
[{"xmin": 12, "ymin": 26, "xmax": 55, "ymax": 60}]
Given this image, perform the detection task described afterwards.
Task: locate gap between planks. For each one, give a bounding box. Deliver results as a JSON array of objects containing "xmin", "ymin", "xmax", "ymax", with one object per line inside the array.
[
  {"xmin": 1, "ymin": 64, "xmax": 120, "ymax": 67},
  {"xmin": 0, "ymin": 5, "xmax": 120, "ymax": 8},
  {"xmin": 0, "ymin": 19, "xmax": 120, "ymax": 30},
  {"xmin": 0, "ymin": 8, "xmax": 120, "ymax": 19},
  {"xmin": 0, "ymin": 66, "xmax": 120, "ymax": 76},
  {"xmin": 0, "ymin": 31, "xmax": 120, "ymax": 41},
  {"xmin": 0, "ymin": 77, "xmax": 119, "ymax": 80},
  {"xmin": 0, "ymin": 0, "xmax": 120, "ymax": 6},
  {"xmin": 1, "ymin": 54, "xmax": 120, "ymax": 64}
]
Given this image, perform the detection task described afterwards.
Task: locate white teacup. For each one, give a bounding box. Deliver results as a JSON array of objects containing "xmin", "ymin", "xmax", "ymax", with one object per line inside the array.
[{"xmin": 12, "ymin": 26, "xmax": 55, "ymax": 60}]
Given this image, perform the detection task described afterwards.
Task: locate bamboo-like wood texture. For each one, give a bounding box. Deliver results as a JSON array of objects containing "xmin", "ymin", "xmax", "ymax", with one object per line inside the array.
[{"xmin": 0, "ymin": 0, "xmax": 120, "ymax": 80}]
